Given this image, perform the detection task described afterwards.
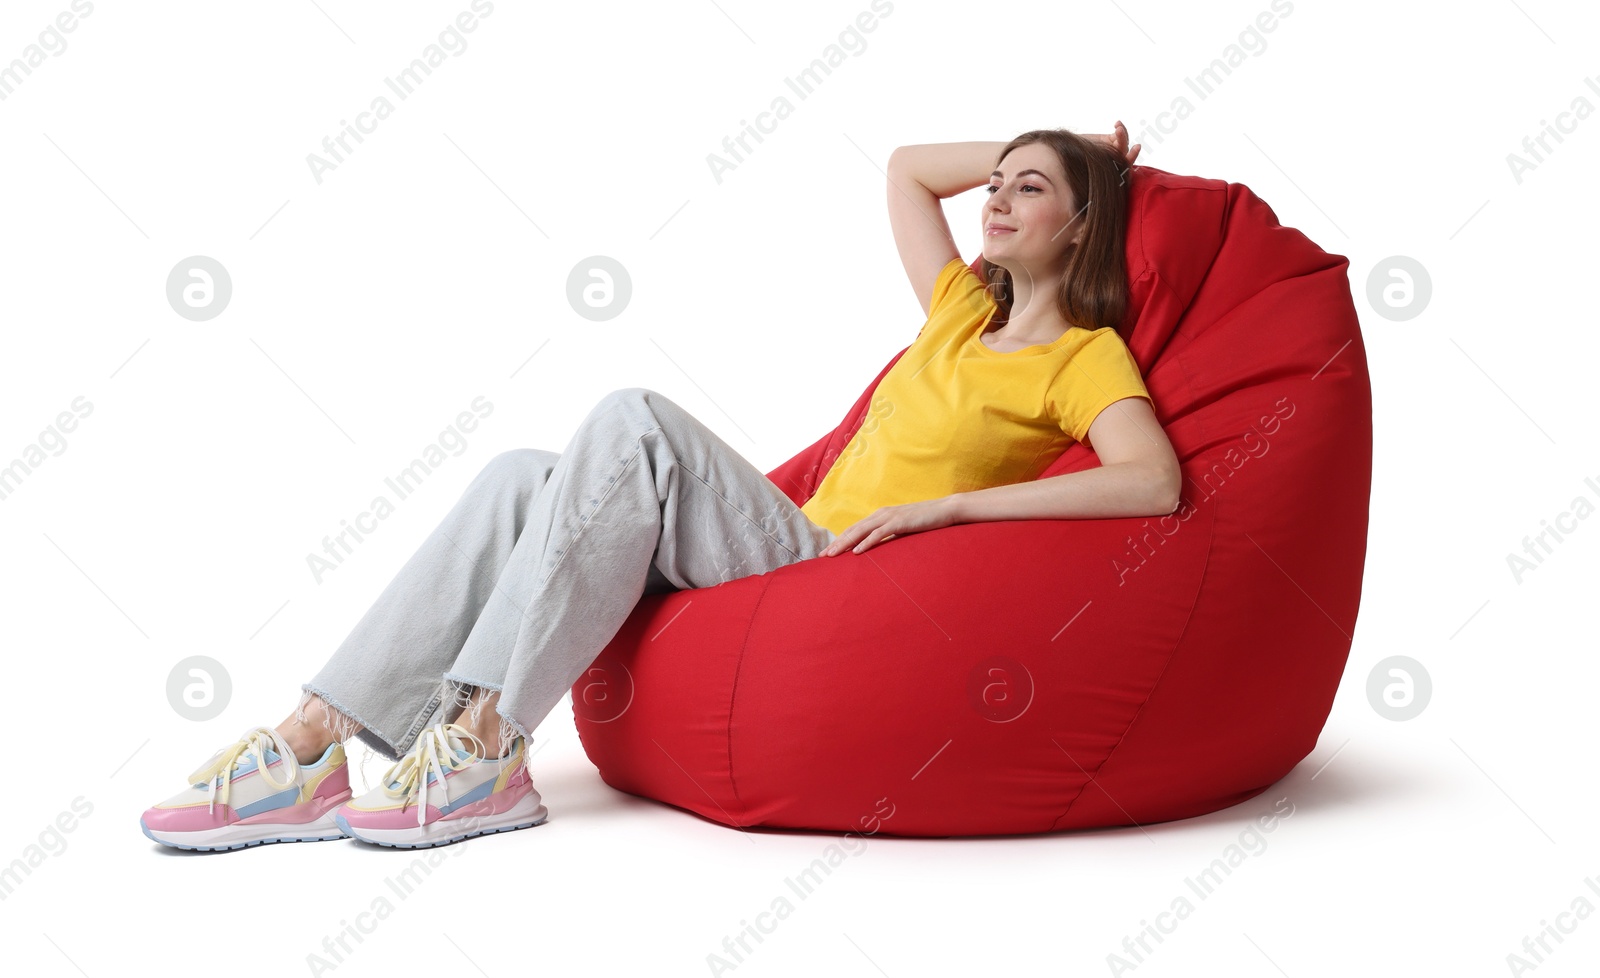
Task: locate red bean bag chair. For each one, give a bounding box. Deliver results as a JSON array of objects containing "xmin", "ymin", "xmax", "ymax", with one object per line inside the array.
[{"xmin": 569, "ymin": 164, "xmax": 1372, "ymax": 837}]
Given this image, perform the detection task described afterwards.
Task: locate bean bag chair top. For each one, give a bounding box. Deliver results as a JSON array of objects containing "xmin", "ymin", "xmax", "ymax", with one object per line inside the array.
[{"xmin": 570, "ymin": 164, "xmax": 1372, "ymax": 837}]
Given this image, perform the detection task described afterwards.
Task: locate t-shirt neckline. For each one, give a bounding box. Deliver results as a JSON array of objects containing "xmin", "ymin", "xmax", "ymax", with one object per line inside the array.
[{"xmin": 968, "ymin": 313, "xmax": 1083, "ymax": 357}]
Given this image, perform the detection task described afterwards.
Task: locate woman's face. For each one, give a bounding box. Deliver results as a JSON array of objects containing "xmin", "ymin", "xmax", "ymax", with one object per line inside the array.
[{"xmin": 982, "ymin": 142, "xmax": 1083, "ymax": 271}]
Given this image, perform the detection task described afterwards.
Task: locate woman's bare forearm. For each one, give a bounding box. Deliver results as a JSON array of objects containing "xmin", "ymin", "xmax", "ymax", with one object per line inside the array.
[
  {"xmin": 950, "ymin": 462, "xmax": 1180, "ymax": 523},
  {"xmin": 887, "ymin": 142, "xmax": 1010, "ymax": 199},
  {"xmin": 887, "ymin": 126, "xmax": 1133, "ymax": 199}
]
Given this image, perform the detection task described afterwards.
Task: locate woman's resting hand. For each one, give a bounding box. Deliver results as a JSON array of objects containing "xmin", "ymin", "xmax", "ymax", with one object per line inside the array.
[
  {"xmin": 819, "ymin": 496, "xmax": 964, "ymax": 557},
  {"xmin": 1085, "ymin": 120, "xmax": 1141, "ymax": 166}
]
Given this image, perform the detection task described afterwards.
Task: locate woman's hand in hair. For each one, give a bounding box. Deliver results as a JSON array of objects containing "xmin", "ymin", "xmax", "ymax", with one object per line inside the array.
[
  {"xmin": 819, "ymin": 497, "xmax": 963, "ymax": 557},
  {"xmin": 1086, "ymin": 120, "xmax": 1141, "ymax": 166}
]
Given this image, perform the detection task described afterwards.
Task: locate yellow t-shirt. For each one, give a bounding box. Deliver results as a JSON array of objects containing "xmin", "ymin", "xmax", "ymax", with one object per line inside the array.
[{"xmin": 800, "ymin": 257, "xmax": 1153, "ymax": 536}]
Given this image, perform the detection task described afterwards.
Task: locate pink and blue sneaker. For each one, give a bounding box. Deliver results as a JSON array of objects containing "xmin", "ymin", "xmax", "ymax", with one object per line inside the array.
[
  {"xmin": 140, "ymin": 725, "xmax": 353, "ymax": 851},
  {"xmin": 334, "ymin": 721, "xmax": 547, "ymax": 848}
]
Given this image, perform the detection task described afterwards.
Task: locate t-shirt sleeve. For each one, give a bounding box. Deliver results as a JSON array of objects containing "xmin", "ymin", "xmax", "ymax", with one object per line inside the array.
[
  {"xmin": 1047, "ymin": 329, "xmax": 1153, "ymax": 448},
  {"xmin": 918, "ymin": 257, "xmax": 990, "ymax": 339}
]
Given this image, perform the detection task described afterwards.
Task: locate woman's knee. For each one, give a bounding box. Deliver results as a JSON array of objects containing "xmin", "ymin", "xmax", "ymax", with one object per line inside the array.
[
  {"xmin": 597, "ymin": 386, "xmax": 655, "ymax": 412},
  {"xmin": 482, "ymin": 447, "xmax": 559, "ymax": 485},
  {"xmin": 577, "ymin": 387, "xmax": 670, "ymax": 435}
]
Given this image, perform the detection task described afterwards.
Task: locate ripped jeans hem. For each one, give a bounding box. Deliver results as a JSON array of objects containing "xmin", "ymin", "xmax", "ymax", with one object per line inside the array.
[
  {"xmin": 297, "ymin": 682, "xmax": 439, "ymax": 763},
  {"xmin": 441, "ymin": 673, "xmax": 529, "ymax": 764}
]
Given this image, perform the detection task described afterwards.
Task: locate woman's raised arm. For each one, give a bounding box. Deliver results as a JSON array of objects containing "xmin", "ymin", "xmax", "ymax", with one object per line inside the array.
[
  {"xmin": 889, "ymin": 141, "xmax": 1012, "ymax": 200},
  {"xmin": 884, "ymin": 125, "xmax": 1140, "ymax": 315},
  {"xmin": 885, "ymin": 142, "xmax": 1008, "ymax": 316}
]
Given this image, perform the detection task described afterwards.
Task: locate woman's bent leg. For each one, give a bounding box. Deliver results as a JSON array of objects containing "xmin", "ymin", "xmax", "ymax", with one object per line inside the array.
[
  {"xmin": 299, "ymin": 448, "xmax": 561, "ymax": 761},
  {"xmin": 447, "ymin": 386, "xmax": 839, "ymax": 746}
]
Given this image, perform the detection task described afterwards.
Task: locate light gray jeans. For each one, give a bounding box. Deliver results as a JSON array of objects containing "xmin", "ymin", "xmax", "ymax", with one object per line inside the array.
[{"xmin": 297, "ymin": 387, "xmax": 839, "ymax": 762}]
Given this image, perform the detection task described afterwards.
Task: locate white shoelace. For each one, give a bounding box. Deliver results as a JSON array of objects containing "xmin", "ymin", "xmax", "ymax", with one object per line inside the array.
[
  {"xmin": 187, "ymin": 726, "xmax": 301, "ymax": 815},
  {"xmin": 381, "ymin": 723, "xmax": 488, "ymax": 827}
]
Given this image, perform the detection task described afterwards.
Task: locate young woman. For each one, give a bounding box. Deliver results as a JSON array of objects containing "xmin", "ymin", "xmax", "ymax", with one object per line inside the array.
[{"xmin": 140, "ymin": 121, "xmax": 1180, "ymax": 852}]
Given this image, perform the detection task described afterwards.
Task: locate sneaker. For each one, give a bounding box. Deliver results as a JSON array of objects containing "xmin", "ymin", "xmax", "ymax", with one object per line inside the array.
[
  {"xmin": 333, "ymin": 722, "xmax": 547, "ymax": 848},
  {"xmin": 140, "ymin": 725, "xmax": 353, "ymax": 852}
]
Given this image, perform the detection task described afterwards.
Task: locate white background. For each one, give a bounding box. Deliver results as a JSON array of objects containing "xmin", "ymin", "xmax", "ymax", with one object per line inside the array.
[{"xmin": 1, "ymin": 1, "xmax": 1597, "ymax": 975}]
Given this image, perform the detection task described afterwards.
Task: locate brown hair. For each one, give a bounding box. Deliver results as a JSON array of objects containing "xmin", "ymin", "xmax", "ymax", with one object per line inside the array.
[{"xmin": 979, "ymin": 129, "xmax": 1131, "ymax": 332}]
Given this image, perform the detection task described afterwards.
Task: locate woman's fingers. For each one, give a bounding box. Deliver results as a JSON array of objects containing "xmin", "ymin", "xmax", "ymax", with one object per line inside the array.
[
  {"xmin": 1092, "ymin": 120, "xmax": 1134, "ymax": 162},
  {"xmin": 1113, "ymin": 123, "xmax": 1139, "ymax": 163},
  {"xmin": 1110, "ymin": 121, "xmax": 1141, "ymax": 165},
  {"xmin": 823, "ymin": 531, "xmax": 857, "ymax": 556}
]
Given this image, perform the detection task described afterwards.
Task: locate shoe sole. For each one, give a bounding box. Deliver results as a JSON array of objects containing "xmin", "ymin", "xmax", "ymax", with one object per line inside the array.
[
  {"xmin": 335, "ymin": 793, "xmax": 549, "ymax": 849},
  {"xmin": 140, "ymin": 812, "xmax": 350, "ymax": 852}
]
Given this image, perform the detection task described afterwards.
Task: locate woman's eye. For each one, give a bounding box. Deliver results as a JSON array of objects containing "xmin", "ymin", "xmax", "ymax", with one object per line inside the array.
[{"xmin": 985, "ymin": 184, "xmax": 1039, "ymax": 194}]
